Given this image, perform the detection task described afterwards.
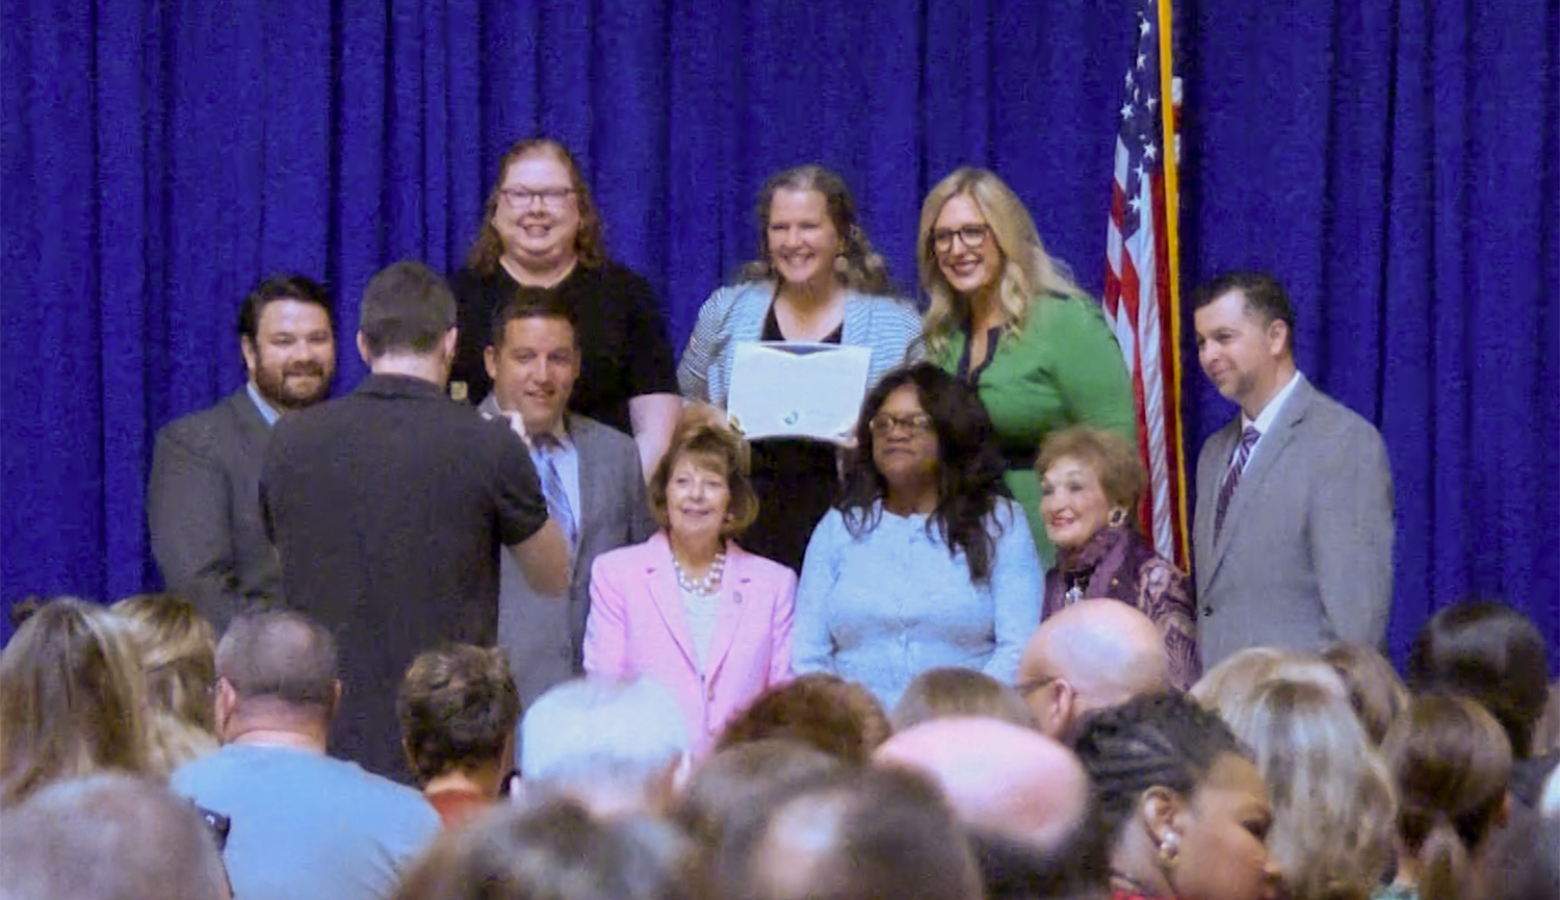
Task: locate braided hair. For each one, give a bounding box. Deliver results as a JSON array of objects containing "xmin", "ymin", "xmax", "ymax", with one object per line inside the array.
[{"xmin": 1072, "ymin": 692, "xmax": 1250, "ymax": 846}]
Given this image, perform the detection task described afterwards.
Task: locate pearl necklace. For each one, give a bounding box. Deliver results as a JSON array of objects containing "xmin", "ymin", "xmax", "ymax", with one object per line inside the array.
[{"xmin": 672, "ymin": 550, "xmax": 726, "ymax": 597}]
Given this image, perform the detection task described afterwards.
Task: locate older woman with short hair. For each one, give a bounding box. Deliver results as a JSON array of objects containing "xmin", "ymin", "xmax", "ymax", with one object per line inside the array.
[
  {"xmin": 919, "ymin": 168, "xmax": 1135, "ymax": 566},
  {"xmin": 794, "ymin": 363, "xmax": 1041, "ymax": 708},
  {"xmin": 585, "ymin": 417, "xmax": 795, "ymax": 757},
  {"xmin": 1036, "ymin": 425, "xmax": 1198, "ymax": 689}
]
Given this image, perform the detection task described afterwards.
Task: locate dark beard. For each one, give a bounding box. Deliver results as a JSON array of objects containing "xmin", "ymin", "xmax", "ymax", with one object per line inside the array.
[{"xmin": 254, "ymin": 362, "xmax": 330, "ymax": 411}]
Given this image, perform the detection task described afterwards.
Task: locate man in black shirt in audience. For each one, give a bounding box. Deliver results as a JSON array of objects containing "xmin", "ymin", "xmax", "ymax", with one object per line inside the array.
[{"xmin": 261, "ymin": 260, "xmax": 568, "ymax": 778}]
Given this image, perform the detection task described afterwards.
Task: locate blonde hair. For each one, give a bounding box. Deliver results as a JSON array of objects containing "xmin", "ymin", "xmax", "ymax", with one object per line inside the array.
[
  {"xmin": 0, "ymin": 598, "xmax": 156, "ymax": 807},
  {"xmin": 1221, "ymin": 679, "xmax": 1397, "ymax": 900},
  {"xmin": 1191, "ymin": 648, "xmax": 1349, "ymax": 721},
  {"xmin": 917, "ymin": 168, "xmax": 1084, "ymax": 356},
  {"xmin": 110, "ymin": 594, "xmax": 220, "ymax": 772}
]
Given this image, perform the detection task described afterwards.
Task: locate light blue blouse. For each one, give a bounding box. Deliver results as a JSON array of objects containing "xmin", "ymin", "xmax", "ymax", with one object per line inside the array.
[{"xmin": 793, "ymin": 497, "xmax": 1042, "ymax": 708}]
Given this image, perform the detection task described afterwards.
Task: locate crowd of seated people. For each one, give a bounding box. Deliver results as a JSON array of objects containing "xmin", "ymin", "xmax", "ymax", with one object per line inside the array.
[{"xmin": 1, "ymin": 588, "xmax": 1556, "ymax": 900}]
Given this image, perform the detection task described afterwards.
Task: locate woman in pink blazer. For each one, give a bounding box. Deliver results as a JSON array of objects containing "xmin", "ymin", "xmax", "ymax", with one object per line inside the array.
[{"xmin": 585, "ymin": 416, "xmax": 795, "ymax": 756}]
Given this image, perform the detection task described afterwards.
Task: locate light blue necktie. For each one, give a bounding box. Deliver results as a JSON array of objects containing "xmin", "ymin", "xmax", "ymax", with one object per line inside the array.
[{"xmin": 534, "ymin": 437, "xmax": 578, "ymax": 551}]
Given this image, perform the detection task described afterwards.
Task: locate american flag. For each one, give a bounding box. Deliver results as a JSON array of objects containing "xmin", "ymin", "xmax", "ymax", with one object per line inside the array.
[{"xmin": 1102, "ymin": 0, "xmax": 1189, "ymax": 568}]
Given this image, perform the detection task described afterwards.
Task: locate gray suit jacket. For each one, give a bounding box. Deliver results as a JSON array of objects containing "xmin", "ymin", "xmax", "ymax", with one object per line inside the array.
[
  {"xmin": 478, "ymin": 395, "xmax": 657, "ymax": 710},
  {"xmin": 147, "ymin": 388, "xmax": 280, "ymax": 630},
  {"xmin": 1192, "ymin": 376, "xmax": 1394, "ymax": 669}
]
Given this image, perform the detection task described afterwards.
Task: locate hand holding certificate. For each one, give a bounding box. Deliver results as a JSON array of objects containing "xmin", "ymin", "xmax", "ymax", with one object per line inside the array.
[{"xmin": 727, "ymin": 342, "xmax": 872, "ymax": 441}]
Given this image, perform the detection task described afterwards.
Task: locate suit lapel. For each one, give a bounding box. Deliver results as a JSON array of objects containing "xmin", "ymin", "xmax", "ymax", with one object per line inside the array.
[
  {"xmin": 1202, "ymin": 379, "xmax": 1315, "ymax": 583},
  {"xmin": 645, "ymin": 534, "xmax": 700, "ymax": 671},
  {"xmin": 701, "ymin": 545, "xmax": 753, "ymax": 681},
  {"xmin": 227, "ymin": 388, "xmax": 272, "ymax": 449}
]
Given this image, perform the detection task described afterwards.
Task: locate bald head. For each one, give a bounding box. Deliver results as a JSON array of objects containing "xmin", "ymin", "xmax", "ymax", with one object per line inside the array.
[
  {"xmin": 1018, "ymin": 600, "xmax": 1169, "ymax": 741},
  {"xmin": 875, "ymin": 717, "xmax": 1089, "ymax": 849}
]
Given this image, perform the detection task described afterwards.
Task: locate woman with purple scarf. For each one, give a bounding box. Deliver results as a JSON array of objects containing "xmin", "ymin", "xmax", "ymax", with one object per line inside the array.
[{"xmin": 1036, "ymin": 426, "xmax": 1200, "ymax": 689}]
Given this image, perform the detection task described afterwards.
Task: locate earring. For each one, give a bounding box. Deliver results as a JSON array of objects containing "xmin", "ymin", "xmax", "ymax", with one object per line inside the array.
[
  {"xmin": 1108, "ymin": 507, "xmax": 1128, "ymax": 528},
  {"xmin": 1158, "ymin": 830, "xmax": 1180, "ymax": 867},
  {"xmin": 834, "ymin": 253, "xmax": 850, "ymax": 274}
]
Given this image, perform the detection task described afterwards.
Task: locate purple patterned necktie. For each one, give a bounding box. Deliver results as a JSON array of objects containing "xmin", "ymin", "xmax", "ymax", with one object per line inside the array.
[
  {"xmin": 1214, "ymin": 425, "xmax": 1261, "ymax": 539},
  {"xmin": 533, "ymin": 436, "xmax": 578, "ymax": 551}
]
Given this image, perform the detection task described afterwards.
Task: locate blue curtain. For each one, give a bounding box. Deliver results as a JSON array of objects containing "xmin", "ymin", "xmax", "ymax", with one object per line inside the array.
[{"xmin": 3, "ymin": 0, "xmax": 1555, "ymax": 665}]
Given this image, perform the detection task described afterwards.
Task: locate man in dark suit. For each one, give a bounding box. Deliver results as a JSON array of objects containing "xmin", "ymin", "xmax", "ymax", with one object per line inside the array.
[
  {"xmin": 260, "ymin": 261, "xmax": 570, "ymax": 778},
  {"xmin": 1191, "ymin": 272, "xmax": 1394, "ymax": 668},
  {"xmin": 478, "ymin": 292, "xmax": 656, "ymax": 713},
  {"xmin": 147, "ymin": 275, "xmax": 337, "ymax": 630}
]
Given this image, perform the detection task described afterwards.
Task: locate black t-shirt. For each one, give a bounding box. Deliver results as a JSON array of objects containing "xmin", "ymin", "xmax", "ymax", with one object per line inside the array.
[
  {"xmin": 259, "ymin": 374, "xmax": 549, "ymax": 779},
  {"xmin": 449, "ymin": 261, "xmax": 679, "ymax": 435}
]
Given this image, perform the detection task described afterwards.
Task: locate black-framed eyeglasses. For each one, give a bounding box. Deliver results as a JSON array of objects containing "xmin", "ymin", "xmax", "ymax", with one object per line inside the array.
[
  {"xmin": 499, "ymin": 187, "xmax": 575, "ymax": 209},
  {"xmin": 868, "ymin": 413, "xmax": 934, "ymax": 437},
  {"xmin": 931, "ymin": 224, "xmax": 990, "ymax": 253}
]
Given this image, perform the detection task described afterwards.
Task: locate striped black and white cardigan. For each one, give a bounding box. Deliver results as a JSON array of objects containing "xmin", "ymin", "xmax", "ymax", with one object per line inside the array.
[{"xmin": 676, "ymin": 281, "xmax": 926, "ymax": 407}]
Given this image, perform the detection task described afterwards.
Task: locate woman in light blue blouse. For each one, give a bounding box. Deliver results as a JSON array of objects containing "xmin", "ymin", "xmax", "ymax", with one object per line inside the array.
[{"xmin": 793, "ymin": 363, "xmax": 1041, "ymax": 708}]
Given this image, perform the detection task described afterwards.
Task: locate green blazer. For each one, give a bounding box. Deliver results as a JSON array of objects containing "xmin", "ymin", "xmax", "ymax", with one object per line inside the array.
[{"xmin": 935, "ymin": 295, "xmax": 1136, "ymax": 567}]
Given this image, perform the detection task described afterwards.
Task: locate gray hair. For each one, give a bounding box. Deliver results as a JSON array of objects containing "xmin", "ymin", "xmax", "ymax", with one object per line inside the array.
[
  {"xmin": 520, "ymin": 676, "xmax": 690, "ymax": 812},
  {"xmin": 0, "ymin": 774, "xmax": 229, "ymax": 900}
]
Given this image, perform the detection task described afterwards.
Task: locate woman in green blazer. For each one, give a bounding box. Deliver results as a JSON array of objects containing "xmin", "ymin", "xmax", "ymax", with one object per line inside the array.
[{"xmin": 917, "ymin": 168, "xmax": 1135, "ymax": 567}]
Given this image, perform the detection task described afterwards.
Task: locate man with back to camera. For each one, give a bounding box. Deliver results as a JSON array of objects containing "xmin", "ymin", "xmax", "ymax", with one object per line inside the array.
[
  {"xmin": 147, "ymin": 274, "xmax": 336, "ymax": 630},
  {"xmin": 1191, "ymin": 271, "xmax": 1394, "ymax": 669},
  {"xmin": 260, "ymin": 260, "xmax": 569, "ymax": 779},
  {"xmin": 478, "ymin": 291, "xmax": 656, "ymax": 714}
]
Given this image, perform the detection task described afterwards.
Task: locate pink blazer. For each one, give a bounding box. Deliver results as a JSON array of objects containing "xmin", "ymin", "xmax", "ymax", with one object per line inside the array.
[{"xmin": 584, "ymin": 531, "xmax": 795, "ymax": 757}]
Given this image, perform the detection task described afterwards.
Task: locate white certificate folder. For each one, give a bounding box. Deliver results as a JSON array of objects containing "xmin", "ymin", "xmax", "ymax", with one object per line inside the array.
[{"xmin": 727, "ymin": 341, "xmax": 873, "ymax": 441}]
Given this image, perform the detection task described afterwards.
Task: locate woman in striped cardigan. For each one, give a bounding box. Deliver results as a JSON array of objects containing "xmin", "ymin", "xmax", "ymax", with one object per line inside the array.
[{"xmin": 678, "ymin": 165, "xmax": 922, "ymax": 571}]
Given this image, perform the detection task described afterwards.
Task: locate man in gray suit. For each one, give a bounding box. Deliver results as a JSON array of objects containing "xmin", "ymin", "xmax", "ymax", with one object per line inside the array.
[
  {"xmin": 147, "ymin": 275, "xmax": 336, "ymax": 630},
  {"xmin": 479, "ymin": 291, "xmax": 656, "ymax": 711},
  {"xmin": 1191, "ymin": 272, "xmax": 1394, "ymax": 669}
]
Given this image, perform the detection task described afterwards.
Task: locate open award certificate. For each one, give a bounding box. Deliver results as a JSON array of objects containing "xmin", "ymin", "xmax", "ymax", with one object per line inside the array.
[{"xmin": 727, "ymin": 341, "xmax": 873, "ymax": 441}]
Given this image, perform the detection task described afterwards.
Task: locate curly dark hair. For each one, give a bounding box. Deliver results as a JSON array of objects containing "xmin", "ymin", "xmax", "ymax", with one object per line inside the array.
[
  {"xmin": 397, "ymin": 644, "xmax": 521, "ymax": 785},
  {"xmin": 838, "ymin": 363, "xmax": 1010, "ymax": 584},
  {"xmin": 1072, "ymin": 691, "xmax": 1250, "ymax": 847}
]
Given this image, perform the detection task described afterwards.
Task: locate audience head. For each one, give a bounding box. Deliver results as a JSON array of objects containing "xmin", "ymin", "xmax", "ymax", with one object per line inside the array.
[
  {"xmin": 841, "ymin": 362, "xmax": 1008, "ymax": 584},
  {"xmin": 0, "ymin": 597, "xmax": 153, "ymax": 808},
  {"xmin": 714, "ymin": 766, "xmax": 981, "ymax": 900},
  {"xmin": 110, "ymin": 594, "xmax": 219, "ymax": 771},
  {"xmin": 648, "ymin": 415, "xmax": 759, "ymax": 547},
  {"xmin": 1191, "ymin": 272, "xmax": 1297, "ymax": 414},
  {"xmin": 1074, "ymin": 691, "xmax": 1280, "ymax": 900},
  {"xmin": 213, "ymin": 609, "xmax": 339, "ymax": 744},
  {"xmin": 716, "ymin": 673, "xmax": 892, "ymax": 765},
  {"xmin": 236, "ymin": 273, "xmax": 336, "ymax": 412},
  {"xmin": 391, "ymin": 796, "xmax": 693, "ymax": 900},
  {"xmin": 398, "ymin": 644, "xmax": 520, "ymax": 793},
  {"xmin": 1191, "ymin": 648, "xmax": 1348, "ymax": 723},
  {"xmin": 0, "ymin": 773, "xmax": 230, "ymax": 900},
  {"xmin": 918, "ymin": 167, "xmax": 1084, "ymax": 355},
  {"xmin": 1036, "ymin": 426, "xmax": 1147, "ymax": 551},
  {"xmin": 738, "ymin": 164, "xmax": 891, "ymax": 296},
  {"xmin": 1017, "ymin": 599, "xmax": 1170, "ymax": 742},
  {"xmin": 519, "ymin": 676, "xmax": 691, "ymax": 817},
  {"xmin": 892, "ymin": 667, "xmax": 1036, "ymax": 731},
  {"xmin": 358, "ymin": 261, "xmax": 458, "ymax": 367},
  {"xmin": 674, "ymin": 738, "xmax": 842, "ymax": 852},
  {"xmin": 483, "ymin": 292, "xmax": 580, "ymax": 436},
  {"xmin": 1381, "ymin": 693, "xmax": 1512, "ymax": 900},
  {"xmin": 1408, "ymin": 600, "xmax": 1550, "ymax": 759},
  {"xmin": 1322, "ymin": 642, "xmax": 1409, "ymax": 746},
  {"xmin": 1217, "ymin": 679, "xmax": 1396, "ymax": 900},
  {"xmin": 876, "ymin": 717, "xmax": 1097, "ymax": 856},
  {"xmin": 469, "ymin": 136, "xmax": 605, "ymax": 276}
]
